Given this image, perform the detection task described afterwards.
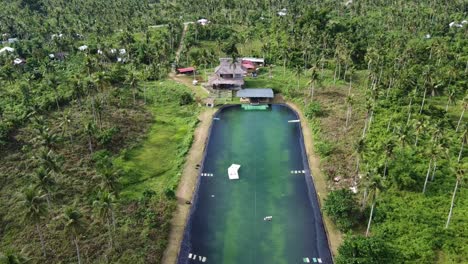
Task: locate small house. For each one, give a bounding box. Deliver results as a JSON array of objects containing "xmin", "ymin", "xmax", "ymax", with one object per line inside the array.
[
  {"xmin": 242, "ymin": 57, "xmax": 265, "ymax": 67},
  {"xmin": 236, "ymin": 88, "xmax": 274, "ymax": 104}
]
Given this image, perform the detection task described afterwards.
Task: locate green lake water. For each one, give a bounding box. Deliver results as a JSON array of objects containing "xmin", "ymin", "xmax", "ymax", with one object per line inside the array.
[{"xmin": 179, "ymin": 105, "xmax": 331, "ymax": 264}]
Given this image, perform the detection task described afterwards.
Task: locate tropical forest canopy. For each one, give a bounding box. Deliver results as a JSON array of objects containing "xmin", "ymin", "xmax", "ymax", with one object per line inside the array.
[{"xmin": 0, "ymin": 0, "xmax": 467, "ymax": 263}]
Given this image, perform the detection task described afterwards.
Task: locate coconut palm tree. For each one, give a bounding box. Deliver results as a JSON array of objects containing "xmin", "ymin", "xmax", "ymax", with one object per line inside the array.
[
  {"xmin": 456, "ymin": 96, "xmax": 467, "ymax": 132},
  {"xmin": 345, "ymin": 94, "xmax": 354, "ymax": 129},
  {"xmin": 93, "ymin": 191, "xmax": 117, "ymax": 249},
  {"xmin": 457, "ymin": 126, "xmax": 467, "ymax": 163},
  {"xmin": 294, "ymin": 65, "xmax": 303, "ymax": 91},
  {"xmin": 84, "ymin": 121, "xmax": 96, "ymax": 154},
  {"xmin": 31, "ymin": 118, "xmax": 58, "ymax": 150},
  {"xmin": 37, "ymin": 148, "xmax": 62, "ymax": 176},
  {"xmin": 125, "ymin": 71, "xmax": 140, "ymax": 105},
  {"xmin": 422, "ymin": 142, "xmax": 441, "ymax": 194},
  {"xmin": 47, "ymin": 76, "xmax": 61, "ymax": 111},
  {"xmin": 60, "ymin": 206, "xmax": 86, "ymax": 264},
  {"xmin": 354, "ymin": 138, "xmax": 366, "ymax": 180},
  {"xmin": 445, "ymin": 86, "xmax": 457, "ymax": 112},
  {"xmin": 412, "ymin": 117, "xmax": 428, "ymax": 147},
  {"xmin": 307, "ymin": 66, "xmax": 319, "ymax": 100},
  {"xmin": 58, "ymin": 110, "xmax": 74, "ymax": 144},
  {"xmin": 445, "ymin": 163, "xmax": 465, "ymax": 228},
  {"xmin": 365, "ymin": 172, "xmax": 385, "ymax": 237},
  {"xmin": 382, "ymin": 137, "xmax": 396, "ymax": 178},
  {"xmin": 19, "ymin": 186, "xmax": 48, "ymax": 257},
  {"xmin": 94, "ymin": 167, "xmax": 120, "ymax": 196},
  {"xmin": 33, "ymin": 167, "xmax": 56, "ymax": 207}
]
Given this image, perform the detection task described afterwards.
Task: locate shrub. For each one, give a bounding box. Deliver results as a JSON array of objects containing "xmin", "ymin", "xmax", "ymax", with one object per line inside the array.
[
  {"xmin": 179, "ymin": 92, "xmax": 194, "ymax": 106},
  {"xmin": 336, "ymin": 235, "xmax": 399, "ymax": 264},
  {"xmin": 97, "ymin": 126, "xmax": 120, "ymax": 145},
  {"xmin": 164, "ymin": 188, "xmax": 176, "ymax": 199},
  {"xmin": 304, "ymin": 101, "xmax": 323, "ymax": 119},
  {"xmin": 324, "ymin": 189, "xmax": 360, "ymax": 231},
  {"xmin": 315, "ymin": 140, "xmax": 333, "ymax": 156}
]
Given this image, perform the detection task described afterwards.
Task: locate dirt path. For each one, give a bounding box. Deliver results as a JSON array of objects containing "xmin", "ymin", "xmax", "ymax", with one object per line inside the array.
[
  {"xmin": 162, "ymin": 108, "xmax": 216, "ymax": 264},
  {"xmin": 286, "ymin": 102, "xmax": 342, "ymax": 257},
  {"xmin": 175, "ymin": 22, "xmax": 191, "ymax": 64}
]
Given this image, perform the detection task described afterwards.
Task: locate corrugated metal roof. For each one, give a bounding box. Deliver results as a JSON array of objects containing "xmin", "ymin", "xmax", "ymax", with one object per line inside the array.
[
  {"xmin": 242, "ymin": 57, "xmax": 265, "ymax": 63},
  {"xmin": 177, "ymin": 67, "xmax": 195, "ymax": 73},
  {"xmin": 236, "ymin": 89, "xmax": 274, "ymax": 98}
]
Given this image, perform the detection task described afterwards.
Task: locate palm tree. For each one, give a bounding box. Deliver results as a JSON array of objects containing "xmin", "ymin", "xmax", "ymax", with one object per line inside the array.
[
  {"xmin": 361, "ymin": 100, "xmax": 374, "ymax": 138},
  {"xmin": 413, "ymin": 117, "xmax": 428, "ymax": 147},
  {"xmin": 422, "ymin": 143, "xmax": 441, "ymax": 194},
  {"xmin": 307, "ymin": 66, "xmax": 319, "ymax": 100},
  {"xmin": 345, "ymin": 94, "xmax": 354, "ymax": 129},
  {"xmin": 84, "ymin": 121, "xmax": 96, "ymax": 154},
  {"xmin": 125, "ymin": 71, "xmax": 140, "ymax": 105},
  {"xmin": 294, "ymin": 65, "xmax": 303, "ymax": 91},
  {"xmin": 93, "ymin": 71, "xmax": 111, "ymax": 105},
  {"xmin": 93, "ymin": 191, "xmax": 117, "ymax": 250},
  {"xmin": 19, "ymin": 186, "xmax": 48, "ymax": 257},
  {"xmin": 365, "ymin": 173, "xmax": 385, "ymax": 237},
  {"xmin": 445, "ymin": 164, "xmax": 465, "ymax": 228},
  {"xmin": 33, "ymin": 167, "xmax": 56, "ymax": 207},
  {"xmin": 47, "ymin": 76, "xmax": 61, "ymax": 111},
  {"xmin": 457, "ymin": 126, "xmax": 467, "ymax": 163},
  {"xmin": 456, "ymin": 96, "xmax": 467, "ymax": 132},
  {"xmin": 32, "ymin": 118, "xmax": 58, "ymax": 150},
  {"xmin": 445, "ymin": 86, "xmax": 457, "ymax": 112},
  {"xmin": 382, "ymin": 137, "xmax": 395, "ymax": 178},
  {"xmin": 37, "ymin": 148, "xmax": 62, "ymax": 176},
  {"xmin": 406, "ymin": 88, "xmax": 417, "ymax": 125},
  {"xmin": 396, "ymin": 125, "xmax": 411, "ymax": 148},
  {"xmin": 94, "ymin": 167, "xmax": 120, "ymax": 196},
  {"xmin": 60, "ymin": 206, "xmax": 86, "ymax": 264},
  {"xmin": 354, "ymin": 139, "xmax": 366, "ymax": 180}
]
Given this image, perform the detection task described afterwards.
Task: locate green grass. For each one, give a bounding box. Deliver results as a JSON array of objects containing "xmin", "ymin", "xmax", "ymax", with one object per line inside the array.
[{"xmin": 115, "ymin": 80, "xmax": 199, "ymax": 199}]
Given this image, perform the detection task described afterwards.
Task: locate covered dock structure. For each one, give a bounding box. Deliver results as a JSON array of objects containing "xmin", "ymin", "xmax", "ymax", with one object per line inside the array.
[{"xmin": 236, "ymin": 88, "xmax": 274, "ymax": 104}]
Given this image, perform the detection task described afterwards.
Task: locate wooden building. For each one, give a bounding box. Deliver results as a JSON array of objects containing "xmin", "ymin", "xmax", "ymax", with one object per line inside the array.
[{"xmin": 207, "ymin": 58, "xmax": 246, "ymax": 90}]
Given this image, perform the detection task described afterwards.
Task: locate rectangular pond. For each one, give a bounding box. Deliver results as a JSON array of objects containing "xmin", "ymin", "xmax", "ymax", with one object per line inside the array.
[{"xmin": 178, "ymin": 105, "xmax": 332, "ymax": 264}]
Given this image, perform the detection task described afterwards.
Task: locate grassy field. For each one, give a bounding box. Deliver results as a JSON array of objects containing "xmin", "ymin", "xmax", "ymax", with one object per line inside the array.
[{"xmin": 115, "ymin": 80, "xmax": 200, "ymax": 199}]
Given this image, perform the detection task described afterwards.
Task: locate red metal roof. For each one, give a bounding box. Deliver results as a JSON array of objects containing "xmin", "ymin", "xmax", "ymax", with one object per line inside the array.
[
  {"xmin": 242, "ymin": 63, "xmax": 255, "ymax": 69},
  {"xmin": 177, "ymin": 67, "xmax": 195, "ymax": 73}
]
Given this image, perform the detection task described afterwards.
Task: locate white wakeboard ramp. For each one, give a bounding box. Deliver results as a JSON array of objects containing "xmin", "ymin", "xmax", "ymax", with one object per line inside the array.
[{"xmin": 228, "ymin": 164, "xmax": 241, "ymax": 180}]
